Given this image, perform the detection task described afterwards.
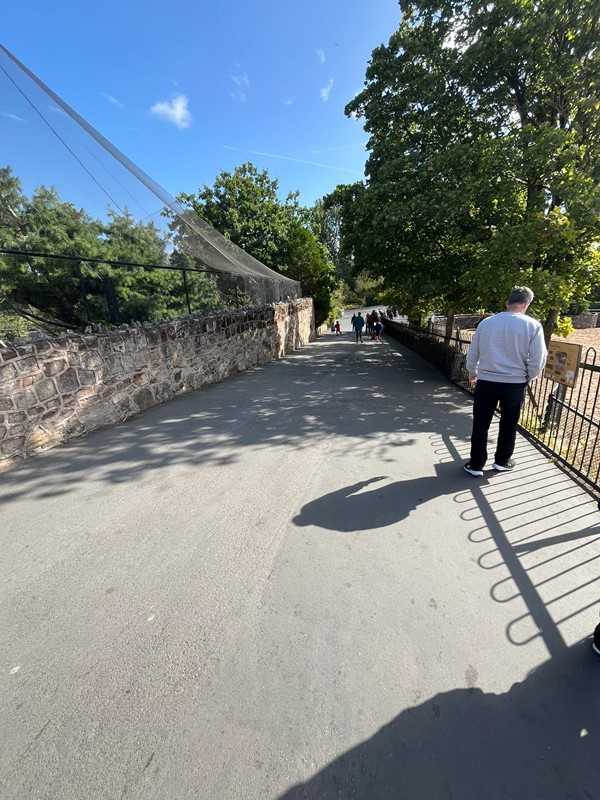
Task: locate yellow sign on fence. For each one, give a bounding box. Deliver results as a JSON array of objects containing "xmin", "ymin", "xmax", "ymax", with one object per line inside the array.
[{"xmin": 544, "ymin": 341, "xmax": 582, "ymax": 388}]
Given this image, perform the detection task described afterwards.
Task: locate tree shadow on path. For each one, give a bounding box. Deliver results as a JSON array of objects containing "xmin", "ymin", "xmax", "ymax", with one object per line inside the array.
[
  {"xmin": 0, "ymin": 338, "xmax": 470, "ymax": 504},
  {"xmin": 278, "ymin": 641, "xmax": 599, "ymax": 800}
]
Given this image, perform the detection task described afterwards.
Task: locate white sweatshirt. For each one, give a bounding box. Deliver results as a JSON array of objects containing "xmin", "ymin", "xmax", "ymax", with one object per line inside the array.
[{"xmin": 465, "ymin": 312, "xmax": 547, "ymax": 383}]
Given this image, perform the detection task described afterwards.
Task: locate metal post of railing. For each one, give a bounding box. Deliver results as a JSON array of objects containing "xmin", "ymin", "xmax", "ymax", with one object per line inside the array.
[
  {"xmin": 102, "ymin": 276, "xmax": 121, "ymax": 324},
  {"xmin": 181, "ymin": 269, "xmax": 191, "ymax": 315},
  {"xmin": 541, "ymin": 382, "xmax": 566, "ymax": 433},
  {"xmin": 73, "ymin": 258, "xmax": 92, "ymax": 323}
]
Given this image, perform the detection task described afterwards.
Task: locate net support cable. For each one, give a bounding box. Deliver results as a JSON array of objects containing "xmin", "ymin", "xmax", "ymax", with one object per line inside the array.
[{"xmin": 0, "ymin": 44, "xmax": 301, "ymax": 293}]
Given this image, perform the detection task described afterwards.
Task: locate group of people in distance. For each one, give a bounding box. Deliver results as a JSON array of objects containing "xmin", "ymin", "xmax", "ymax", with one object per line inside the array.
[{"xmin": 348, "ymin": 310, "xmax": 384, "ymax": 343}]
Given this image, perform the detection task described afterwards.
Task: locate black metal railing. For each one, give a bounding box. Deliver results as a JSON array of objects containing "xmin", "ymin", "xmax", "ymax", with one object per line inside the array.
[{"xmin": 384, "ymin": 319, "xmax": 600, "ymax": 497}]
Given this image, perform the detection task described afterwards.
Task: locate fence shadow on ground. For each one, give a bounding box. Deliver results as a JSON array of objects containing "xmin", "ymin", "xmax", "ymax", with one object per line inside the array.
[
  {"xmin": 286, "ymin": 420, "xmax": 599, "ymax": 799},
  {"xmin": 291, "ymin": 425, "xmax": 599, "ymax": 656},
  {"xmin": 442, "ymin": 427, "xmax": 599, "ymax": 658},
  {"xmin": 2, "ymin": 331, "xmax": 598, "ymax": 799}
]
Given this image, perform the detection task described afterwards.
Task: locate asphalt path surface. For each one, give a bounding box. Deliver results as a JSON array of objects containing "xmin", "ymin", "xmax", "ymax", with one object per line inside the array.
[{"xmin": 1, "ymin": 313, "xmax": 599, "ymax": 799}]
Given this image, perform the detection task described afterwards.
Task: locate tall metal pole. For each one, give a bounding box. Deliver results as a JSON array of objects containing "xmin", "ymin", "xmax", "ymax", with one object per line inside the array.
[
  {"xmin": 73, "ymin": 258, "xmax": 92, "ymax": 322},
  {"xmin": 181, "ymin": 269, "xmax": 191, "ymax": 315}
]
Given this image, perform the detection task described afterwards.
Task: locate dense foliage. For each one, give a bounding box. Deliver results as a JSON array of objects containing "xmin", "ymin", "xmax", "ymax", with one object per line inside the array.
[
  {"xmin": 0, "ymin": 166, "xmax": 193, "ymax": 329},
  {"xmin": 327, "ymin": 0, "xmax": 600, "ymax": 336},
  {"xmin": 0, "ymin": 162, "xmax": 337, "ymax": 331},
  {"xmin": 178, "ymin": 163, "xmax": 337, "ymax": 324}
]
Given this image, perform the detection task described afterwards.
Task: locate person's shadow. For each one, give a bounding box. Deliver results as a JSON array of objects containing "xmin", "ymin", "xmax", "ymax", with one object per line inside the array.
[
  {"xmin": 278, "ymin": 641, "xmax": 599, "ymax": 799},
  {"xmin": 293, "ymin": 463, "xmax": 479, "ymax": 532}
]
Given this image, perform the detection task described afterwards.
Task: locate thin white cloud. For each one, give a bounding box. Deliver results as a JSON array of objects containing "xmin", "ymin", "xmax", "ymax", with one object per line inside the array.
[
  {"xmin": 281, "ymin": 98, "xmax": 293, "ymax": 107},
  {"xmin": 223, "ymin": 145, "xmax": 362, "ymax": 175},
  {"xmin": 320, "ymin": 78, "xmax": 334, "ymax": 103},
  {"xmin": 1, "ymin": 111, "xmax": 26, "ymax": 123},
  {"xmin": 230, "ymin": 65, "xmax": 250, "ymax": 102},
  {"xmin": 101, "ymin": 92, "xmax": 124, "ymax": 109},
  {"xmin": 150, "ymin": 94, "xmax": 192, "ymax": 129},
  {"xmin": 47, "ymin": 105, "xmax": 67, "ymax": 117},
  {"xmin": 311, "ymin": 142, "xmax": 367, "ymax": 154},
  {"xmin": 316, "ymin": 48, "xmax": 325, "ymax": 64}
]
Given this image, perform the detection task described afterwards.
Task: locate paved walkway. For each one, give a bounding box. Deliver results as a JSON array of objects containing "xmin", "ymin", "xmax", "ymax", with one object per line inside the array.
[{"xmin": 1, "ymin": 319, "xmax": 598, "ymax": 799}]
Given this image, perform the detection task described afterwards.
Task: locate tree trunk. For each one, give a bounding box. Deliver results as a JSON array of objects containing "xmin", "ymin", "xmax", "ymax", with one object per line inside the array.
[
  {"xmin": 543, "ymin": 309, "xmax": 559, "ymax": 348},
  {"xmin": 444, "ymin": 308, "xmax": 455, "ymax": 343}
]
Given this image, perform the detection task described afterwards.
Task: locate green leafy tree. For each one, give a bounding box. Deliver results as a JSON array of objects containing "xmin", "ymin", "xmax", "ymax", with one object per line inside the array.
[
  {"xmin": 280, "ymin": 220, "xmax": 336, "ymax": 324},
  {"xmin": 353, "ymin": 270, "xmax": 386, "ymax": 308},
  {"xmin": 0, "ymin": 167, "xmax": 178, "ymax": 328},
  {"xmin": 307, "ymin": 198, "xmax": 354, "ymax": 286},
  {"xmin": 177, "ymin": 163, "xmax": 297, "ymax": 272},
  {"xmin": 99, "ymin": 210, "xmax": 175, "ymax": 322},
  {"xmin": 0, "ymin": 169, "xmax": 103, "ymax": 327},
  {"xmin": 0, "ymin": 166, "xmax": 26, "ymax": 245},
  {"xmin": 177, "ymin": 162, "xmax": 336, "ymax": 324},
  {"xmin": 168, "ymin": 250, "xmax": 223, "ymax": 315},
  {"xmin": 343, "ymin": 0, "xmax": 600, "ymax": 339}
]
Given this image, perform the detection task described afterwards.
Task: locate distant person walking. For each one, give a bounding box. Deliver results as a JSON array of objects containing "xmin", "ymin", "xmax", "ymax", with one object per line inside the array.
[
  {"xmin": 352, "ymin": 312, "xmax": 365, "ymax": 343},
  {"xmin": 335, "ymin": 320, "xmax": 341, "ymax": 336},
  {"xmin": 464, "ymin": 287, "xmax": 547, "ymax": 476},
  {"xmin": 370, "ymin": 310, "xmax": 379, "ymax": 339}
]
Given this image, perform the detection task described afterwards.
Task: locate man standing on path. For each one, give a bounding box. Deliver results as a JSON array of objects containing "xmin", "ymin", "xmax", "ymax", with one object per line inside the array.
[
  {"xmin": 464, "ymin": 287, "xmax": 547, "ymax": 476},
  {"xmin": 352, "ymin": 312, "xmax": 365, "ymax": 343}
]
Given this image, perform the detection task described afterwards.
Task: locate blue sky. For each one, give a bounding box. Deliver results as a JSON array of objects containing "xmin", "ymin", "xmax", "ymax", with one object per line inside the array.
[{"xmin": 1, "ymin": 0, "xmax": 401, "ymax": 213}]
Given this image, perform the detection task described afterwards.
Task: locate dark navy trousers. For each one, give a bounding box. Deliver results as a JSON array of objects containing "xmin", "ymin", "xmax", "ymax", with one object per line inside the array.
[{"xmin": 469, "ymin": 380, "xmax": 527, "ymax": 469}]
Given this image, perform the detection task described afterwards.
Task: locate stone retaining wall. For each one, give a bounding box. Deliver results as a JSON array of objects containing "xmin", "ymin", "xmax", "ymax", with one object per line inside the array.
[
  {"xmin": 434, "ymin": 312, "xmax": 600, "ymax": 330},
  {"xmin": 568, "ymin": 313, "xmax": 599, "ymax": 329},
  {"xmin": 430, "ymin": 313, "xmax": 490, "ymax": 329},
  {"xmin": 0, "ymin": 299, "xmax": 314, "ymax": 472}
]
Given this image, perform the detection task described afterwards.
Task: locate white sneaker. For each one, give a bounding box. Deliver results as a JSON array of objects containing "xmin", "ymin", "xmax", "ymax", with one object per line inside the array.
[
  {"xmin": 492, "ymin": 460, "xmax": 515, "ymax": 471},
  {"xmin": 464, "ymin": 463, "xmax": 484, "ymax": 477}
]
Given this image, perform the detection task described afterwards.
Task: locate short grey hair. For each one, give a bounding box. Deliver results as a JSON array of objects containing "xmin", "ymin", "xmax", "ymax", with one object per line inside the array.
[{"xmin": 508, "ymin": 286, "xmax": 534, "ymax": 305}]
